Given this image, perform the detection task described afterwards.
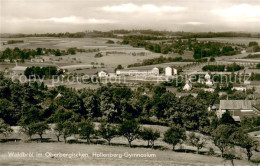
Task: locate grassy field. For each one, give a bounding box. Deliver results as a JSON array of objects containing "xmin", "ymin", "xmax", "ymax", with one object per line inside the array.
[
  {"xmin": 0, "ymin": 37, "xmax": 166, "ymax": 69},
  {"xmin": 0, "ymin": 124, "xmax": 259, "ymax": 165},
  {"xmin": 0, "ymin": 142, "xmax": 254, "ymax": 166}
]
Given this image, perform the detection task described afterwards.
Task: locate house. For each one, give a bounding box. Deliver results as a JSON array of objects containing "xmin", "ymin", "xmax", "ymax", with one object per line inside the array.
[
  {"xmin": 241, "ymin": 50, "xmax": 246, "ymax": 54},
  {"xmin": 176, "ymin": 93, "xmax": 198, "ymax": 98},
  {"xmin": 218, "ymin": 100, "xmax": 257, "ymax": 122},
  {"xmin": 183, "ymin": 80, "xmax": 192, "ymax": 91},
  {"xmin": 205, "ymin": 73, "xmax": 210, "ymax": 80},
  {"xmin": 98, "ymin": 71, "xmax": 108, "ymax": 77},
  {"xmin": 203, "ymin": 88, "xmax": 215, "ymax": 92},
  {"xmin": 173, "ymin": 68, "xmax": 178, "ymax": 75},
  {"xmin": 232, "ymin": 86, "xmax": 247, "ymax": 91},
  {"xmin": 205, "ymin": 80, "xmax": 213, "ymax": 86},
  {"xmin": 31, "ymin": 58, "xmax": 44, "ymax": 63},
  {"xmin": 197, "ymin": 78, "xmax": 205, "ymax": 84}
]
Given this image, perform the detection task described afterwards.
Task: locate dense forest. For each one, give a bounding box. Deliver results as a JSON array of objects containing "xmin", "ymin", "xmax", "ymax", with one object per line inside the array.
[
  {"xmin": 122, "ymin": 36, "xmax": 241, "ymax": 58},
  {"xmin": 24, "ymin": 66, "xmax": 64, "ymax": 79}
]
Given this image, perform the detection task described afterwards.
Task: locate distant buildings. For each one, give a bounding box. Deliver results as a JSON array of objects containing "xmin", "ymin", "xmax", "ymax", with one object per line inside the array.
[
  {"xmin": 232, "ymin": 86, "xmax": 247, "ymax": 91},
  {"xmin": 204, "ymin": 73, "xmax": 210, "ymax": 80},
  {"xmin": 98, "ymin": 71, "xmax": 108, "ymax": 77},
  {"xmin": 204, "ymin": 73, "xmax": 213, "ymax": 86},
  {"xmin": 183, "ymin": 80, "xmax": 192, "ymax": 91},
  {"xmin": 31, "ymin": 57, "xmax": 44, "ymax": 63},
  {"xmin": 116, "ymin": 67, "xmax": 159, "ymax": 76},
  {"xmin": 218, "ymin": 100, "xmax": 258, "ymax": 122},
  {"xmin": 205, "ymin": 79, "xmax": 213, "ymax": 86}
]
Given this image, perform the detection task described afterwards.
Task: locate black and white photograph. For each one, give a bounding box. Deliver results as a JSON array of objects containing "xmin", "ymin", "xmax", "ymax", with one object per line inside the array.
[{"xmin": 0, "ymin": 0, "xmax": 260, "ymax": 165}]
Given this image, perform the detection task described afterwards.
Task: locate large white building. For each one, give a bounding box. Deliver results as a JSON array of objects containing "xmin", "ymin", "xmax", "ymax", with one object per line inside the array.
[
  {"xmin": 165, "ymin": 67, "xmax": 172, "ymax": 76},
  {"xmin": 165, "ymin": 67, "xmax": 177, "ymax": 76},
  {"xmin": 116, "ymin": 67, "xmax": 159, "ymax": 76}
]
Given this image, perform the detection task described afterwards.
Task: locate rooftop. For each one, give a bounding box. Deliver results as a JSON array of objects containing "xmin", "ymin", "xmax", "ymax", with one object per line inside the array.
[{"xmin": 220, "ymin": 100, "xmax": 253, "ymax": 110}]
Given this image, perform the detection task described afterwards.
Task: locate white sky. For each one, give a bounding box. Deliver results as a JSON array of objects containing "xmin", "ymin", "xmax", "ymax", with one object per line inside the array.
[{"xmin": 1, "ymin": 0, "xmax": 260, "ymax": 33}]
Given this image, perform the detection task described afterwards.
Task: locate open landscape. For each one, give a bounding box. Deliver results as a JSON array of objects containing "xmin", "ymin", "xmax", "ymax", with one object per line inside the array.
[{"xmin": 1, "ymin": 0, "xmax": 260, "ymax": 165}]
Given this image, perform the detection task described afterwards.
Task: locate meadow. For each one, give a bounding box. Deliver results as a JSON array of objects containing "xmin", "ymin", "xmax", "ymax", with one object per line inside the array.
[{"xmin": 0, "ymin": 124, "xmax": 258, "ymax": 166}]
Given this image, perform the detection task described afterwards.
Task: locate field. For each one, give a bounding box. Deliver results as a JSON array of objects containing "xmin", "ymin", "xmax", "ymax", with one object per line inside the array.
[
  {"xmin": 1, "ymin": 37, "xmax": 259, "ymax": 75},
  {"xmin": 0, "ymin": 124, "xmax": 259, "ymax": 165},
  {"xmin": 0, "ymin": 37, "xmax": 164, "ymax": 68},
  {"xmin": 0, "ymin": 143, "xmax": 254, "ymax": 166}
]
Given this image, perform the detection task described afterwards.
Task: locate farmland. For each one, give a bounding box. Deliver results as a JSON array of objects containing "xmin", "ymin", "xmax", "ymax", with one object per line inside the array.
[
  {"xmin": 1, "ymin": 34, "xmax": 260, "ymax": 166},
  {"xmin": 0, "ymin": 37, "xmax": 164, "ymax": 68}
]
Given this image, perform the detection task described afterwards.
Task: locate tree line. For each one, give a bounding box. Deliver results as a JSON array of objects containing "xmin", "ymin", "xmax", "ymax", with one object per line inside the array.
[
  {"xmin": 24, "ymin": 66, "xmax": 64, "ymax": 79},
  {"xmin": 0, "ymin": 47, "xmax": 99, "ymax": 62},
  {"xmin": 127, "ymin": 56, "xmax": 207, "ymax": 68},
  {"xmin": 3, "ymin": 40, "xmax": 24, "ymax": 45},
  {"xmin": 202, "ymin": 63, "xmax": 244, "ymax": 72}
]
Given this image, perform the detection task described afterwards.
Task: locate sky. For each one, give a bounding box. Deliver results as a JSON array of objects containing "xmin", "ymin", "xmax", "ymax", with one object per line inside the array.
[{"xmin": 1, "ymin": 0, "xmax": 260, "ymax": 33}]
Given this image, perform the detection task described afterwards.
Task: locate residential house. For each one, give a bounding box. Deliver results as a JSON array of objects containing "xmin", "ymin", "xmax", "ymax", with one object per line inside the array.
[{"xmin": 218, "ymin": 100, "xmax": 259, "ymax": 122}]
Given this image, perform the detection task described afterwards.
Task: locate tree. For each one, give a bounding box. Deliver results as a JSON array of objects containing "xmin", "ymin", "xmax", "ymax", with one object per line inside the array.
[
  {"xmin": 223, "ymin": 153, "xmax": 236, "ymax": 166},
  {"xmin": 19, "ymin": 106, "xmax": 43, "ymax": 140},
  {"xmin": 99, "ymin": 122, "xmax": 117, "ymax": 145},
  {"xmin": 249, "ymin": 41, "xmax": 258, "ymax": 47},
  {"xmin": 230, "ymin": 129, "xmax": 258, "ymax": 161},
  {"xmin": 114, "ymin": 64, "xmax": 124, "ymax": 72},
  {"xmin": 36, "ymin": 48, "xmax": 43, "ymax": 55},
  {"xmin": 78, "ymin": 121, "xmax": 95, "ymax": 144},
  {"xmin": 209, "ymin": 57, "xmax": 215, "ymax": 62},
  {"xmin": 106, "ymin": 40, "xmax": 115, "ymax": 44},
  {"xmin": 188, "ymin": 132, "xmax": 206, "ymax": 154},
  {"xmin": 94, "ymin": 53, "xmax": 103, "ymax": 58},
  {"xmin": 140, "ymin": 128, "xmax": 160, "ymax": 148},
  {"xmin": 212, "ymin": 124, "xmax": 237, "ymax": 157},
  {"xmin": 219, "ymin": 111, "xmax": 236, "ymax": 125},
  {"xmin": 55, "ymin": 49, "xmax": 61, "ymax": 56},
  {"xmin": 163, "ymin": 125, "xmax": 186, "ymax": 151},
  {"xmin": 0, "ymin": 119, "xmax": 13, "ymax": 136},
  {"xmin": 31, "ymin": 122, "xmax": 49, "ymax": 142},
  {"xmin": 20, "ymin": 123, "xmax": 35, "ymax": 140},
  {"xmin": 54, "ymin": 123, "xmax": 63, "ymax": 142},
  {"xmin": 118, "ymin": 120, "xmax": 140, "ymax": 147},
  {"xmin": 62, "ymin": 121, "xmax": 78, "ymax": 143},
  {"xmin": 49, "ymin": 107, "xmax": 79, "ymax": 142}
]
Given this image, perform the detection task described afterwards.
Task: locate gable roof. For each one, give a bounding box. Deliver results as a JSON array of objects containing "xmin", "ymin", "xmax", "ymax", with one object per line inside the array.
[{"xmin": 220, "ymin": 100, "xmax": 253, "ymax": 110}]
